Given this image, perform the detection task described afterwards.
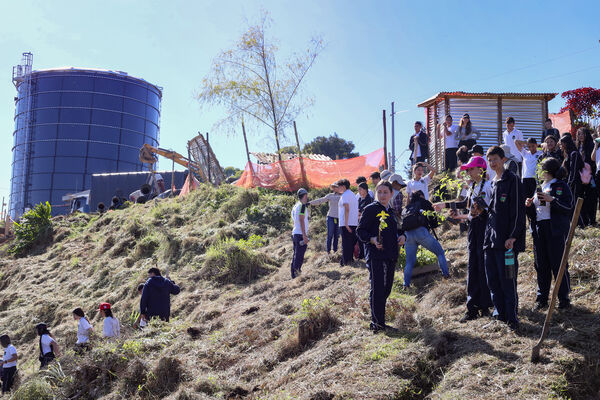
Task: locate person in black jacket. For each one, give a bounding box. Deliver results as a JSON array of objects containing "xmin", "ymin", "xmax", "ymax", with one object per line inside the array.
[
  {"xmin": 539, "ymin": 135, "xmax": 563, "ymax": 164},
  {"xmin": 357, "ymin": 181, "xmax": 406, "ymax": 333},
  {"xmin": 559, "ymin": 135, "xmax": 585, "ymax": 226},
  {"xmin": 541, "ymin": 118, "xmax": 560, "ymax": 142},
  {"xmin": 526, "ymin": 158, "xmax": 573, "ymax": 310},
  {"xmin": 575, "ymin": 127, "xmax": 597, "ymax": 226},
  {"xmin": 483, "ymin": 146, "xmax": 526, "ymax": 330},
  {"xmin": 140, "ymin": 267, "xmax": 181, "ymax": 322},
  {"xmin": 409, "ymin": 121, "xmax": 428, "ymax": 165}
]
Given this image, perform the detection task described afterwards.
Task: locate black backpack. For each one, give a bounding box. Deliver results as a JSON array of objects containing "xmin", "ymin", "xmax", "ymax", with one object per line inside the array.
[{"xmin": 401, "ymin": 198, "xmax": 439, "ymax": 232}]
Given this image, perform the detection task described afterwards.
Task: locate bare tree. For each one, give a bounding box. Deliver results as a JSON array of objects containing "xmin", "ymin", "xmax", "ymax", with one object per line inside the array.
[{"xmin": 197, "ymin": 13, "xmax": 324, "ymax": 160}]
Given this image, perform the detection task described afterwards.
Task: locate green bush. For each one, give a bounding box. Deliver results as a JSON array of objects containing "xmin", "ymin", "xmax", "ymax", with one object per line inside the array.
[
  {"xmin": 9, "ymin": 202, "xmax": 52, "ymax": 256},
  {"xmin": 397, "ymin": 247, "xmax": 438, "ymax": 268},
  {"xmin": 246, "ymin": 203, "xmax": 290, "ymax": 230},
  {"xmin": 202, "ymin": 237, "xmax": 274, "ymax": 285},
  {"xmin": 11, "ymin": 378, "xmax": 54, "ymax": 400},
  {"xmin": 222, "ymin": 189, "xmax": 259, "ymax": 222}
]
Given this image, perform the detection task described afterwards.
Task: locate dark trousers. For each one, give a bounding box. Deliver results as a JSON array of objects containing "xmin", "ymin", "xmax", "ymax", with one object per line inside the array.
[
  {"xmin": 533, "ymin": 220, "xmax": 570, "ymax": 304},
  {"xmin": 523, "ymin": 177, "xmax": 538, "ymax": 223},
  {"xmin": 340, "ymin": 226, "xmax": 357, "ymax": 266},
  {"xmin": 466, "ymin": 216, "xmax": 492, "ymax": 314},
  {"xmin": 367, "ymin": 258, "xmax": 396, "ymax": 326},
  {"xmin": 39, "ymin": 352, "xmax": 55, "ymax": 369},
  {"xmin": 458, "ymin": 139, "xmax": 476, "ymax": 150},
  {"xmin": 326, "ymin": 216, "xmax": 340, "ymax": 252},
  {"xmin": 1, "ymin": 366, "xmax": 17, "ymax": 393},
  {"xmin": 581, "ymin": 183, "xmax": 597, "ymax": 226},
  {"xmin": 484, "ymin": 248, "xmax": 519, "ymax": 323},
  {"xmin": 445, "ymin": 147, "xmax": 458, "ymax": 171},
  {"xmin": 291, "ymin": 234, "xmax": 307, "ymax": 278}
]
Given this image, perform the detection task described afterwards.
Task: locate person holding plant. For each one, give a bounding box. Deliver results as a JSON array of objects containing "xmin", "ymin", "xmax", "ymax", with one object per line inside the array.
[
  {"xmin": 291, "ymin": 188, "xmax": 310, "ymax": 278},
  {"xmin": 525, "ymin": 157, "xmax": 573, "ymax": 310},
  {"xmin": 99, "ymin": 303, "xmax": 121, "ymax": 339},
  {"xmin": 309, "ymin": 183, "xmax": 341, "ymax": 254},
  {"xmin": 36, "ymin": 323, "xmax": 60, "ymax": 369},
  {"xmin": 483, "ymin": 146, "xmax": 526, "ymax": 331},
  {"xmin": 434, "ymin": 156, "xmax": 493, "ymax": 322},
  {"xmin": 1, "ymin": 334, "xmax": 18, "ymax": 394},
  {"xmin": 357, "ymin": 181, "xmax": 406, "ymax": 333}
]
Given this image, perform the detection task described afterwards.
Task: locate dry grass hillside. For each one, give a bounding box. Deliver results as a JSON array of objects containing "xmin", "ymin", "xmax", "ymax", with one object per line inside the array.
[{"xmin": 0, "ymin": 184, "xmax": 599, "ymax": 400}]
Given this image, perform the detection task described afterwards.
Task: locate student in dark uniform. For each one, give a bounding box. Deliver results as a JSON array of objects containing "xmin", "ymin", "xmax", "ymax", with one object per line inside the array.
[
  {"xmin": 526, "ymin": 158, "xmax": 573, "ymax": 310},
  {"xmin": 357, "ymin": 182, "xmax": 374, "ymax": 259},
  {"xmin": 357, "ymin": 181, "xmax": 406, "ymax": 333},
  {"xmin": 483, "ymin": 146, "xmax": 526, "ymax": 331},
  {"xmin": 434, "ymin": 156, "xmax": 493, "ymax": 322}
]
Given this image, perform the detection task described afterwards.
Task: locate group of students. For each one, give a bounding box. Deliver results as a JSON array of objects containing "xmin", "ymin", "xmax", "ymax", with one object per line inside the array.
[{"xmin": 0, "ymin": 267, "xmax": 180, "ymax": 395}]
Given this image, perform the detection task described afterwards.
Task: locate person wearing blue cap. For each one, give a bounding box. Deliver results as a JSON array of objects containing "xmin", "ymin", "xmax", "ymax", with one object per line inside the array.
[{"xmin": 291, "ymin": 188, "xmax": 310, "ymax": 278}]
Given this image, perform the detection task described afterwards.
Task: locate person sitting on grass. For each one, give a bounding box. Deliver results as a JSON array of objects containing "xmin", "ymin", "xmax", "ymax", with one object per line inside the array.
[
  {"xmin": 99, "ymin": 303, "xmax": 121, "ymax": 339},
  {"xmin": 36, "ymin": 323, "xmax": 60, "ymax": 369},
  {"xmin": 401, "ymin": 191, "xmax": 449, "ymax": 288},
  {"xmin": 357, "ymin": 181, "xmax": 406, "ymax": 333},
  {"xmin": 290, "ymin": 188, "xmax": 310, "ymax": 278},
  {"xmin": 1, "ymin": 334, "xmax": 18, "ymax": 395},
  {"xmin": 406, "ymin": 162, "xmax": 436, "ymax": 201},
  {"xmin": 434, "ymin": 156, "xmax": 493, "ymax": 322},
  {"xmin": 140, "ymin": 267, "xmax": 181, "ymax": 322},
  {"xmin": 73, "ymin": 308, "xmax": 93, "ymax": 352}
]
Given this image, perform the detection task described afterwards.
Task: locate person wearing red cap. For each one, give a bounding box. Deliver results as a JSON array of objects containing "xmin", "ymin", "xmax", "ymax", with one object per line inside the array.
[
  {"xmin": 99, "ymin": 303, "xmax": 120, "ymax": 339},
  {"xmin": 434, "ymin": 156, "xmax": 493, "ymax": 322}
]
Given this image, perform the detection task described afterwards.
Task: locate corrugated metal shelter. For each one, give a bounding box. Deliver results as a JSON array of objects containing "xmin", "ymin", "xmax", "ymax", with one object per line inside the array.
[{"xmin": 418, "ymin": 92, "xmax": 557, "ymax": 171}]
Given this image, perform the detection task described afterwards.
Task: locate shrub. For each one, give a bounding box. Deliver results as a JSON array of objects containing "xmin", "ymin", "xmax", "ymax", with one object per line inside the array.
[
  {"xmin": 222, "ymin": 189, "xmax": 259, "ymax": 222},
  {"xmin": 9, "ymin": 202, "xmax": 52, "ymax": 256},
  {"xmin": 246, "ymin": 202, "xmax": 291, "ymax": 230},
  {"xmin": 11, "ymin": 378, "xmax": 54, "ymax": 400},
  {"xmin": 142, "ymin": 357, "xmax": 183, "ymax": 398},
  {"xmin": 397, "ymin": 247, "xmax": 438, "ymax": 268},
  {"xmin": 201, "ymin": 237, "xmax": 274, "ymax": 285}
]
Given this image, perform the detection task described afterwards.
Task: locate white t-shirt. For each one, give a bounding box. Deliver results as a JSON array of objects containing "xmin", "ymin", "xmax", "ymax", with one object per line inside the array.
[
  {"xmin": 412, "ymin": 133, "xmax": 421, "ymax": 158},
  {"xmin": 503, "ymin": 129, "xmax": 524, "ymax": 162},
  {"xmin": 520, "ymin": 149, "xmax": 542, "ymax": 179},
  {"xmin": 77, "ymin": 318, "xmax": 93, "ymax": 344},
  {"xmin": 291, "ymin": 201, "xmax": 309, "ymax": 235},
  {"xmin": 533, "ymin": 179, "xmax": 555, "ymax": 221},
  {"xmin": 406, "ymin": 176, "xmax": 431, "ymax": 201},
  {"xmin": 103, "ymin": 316, "xmax": 121, "ymax": 338},
  {"xmin": 3, "ymin": 344, "xmax": 17, "ymax": 368},
  {"xmin": 40, "ymin": 334, "xmax": 55, "ymax": 355},
  {"xmin": 443, "ymin": 124, "xmax": 458, "ymax": 149},
  {"xmin": 338, "ymin": 189, "xmax": 359, "ymax": 227}
]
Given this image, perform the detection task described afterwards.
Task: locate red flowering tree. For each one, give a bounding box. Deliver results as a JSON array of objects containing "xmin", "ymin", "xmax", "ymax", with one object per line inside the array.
[{"xmin": 560, "ymin": 87, "xmax": 600, "ymax": 135}]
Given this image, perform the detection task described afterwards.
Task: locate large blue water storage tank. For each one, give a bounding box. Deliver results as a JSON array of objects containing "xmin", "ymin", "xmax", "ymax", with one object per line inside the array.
[{"xmin": 10, "ymin": 67, "xmax": 162, "ymax": 217}]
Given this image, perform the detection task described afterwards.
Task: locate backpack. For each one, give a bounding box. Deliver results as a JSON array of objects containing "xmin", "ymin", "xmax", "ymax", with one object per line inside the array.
[{"xmin": 401, "ymin": 198, "xmax": 438, "ymax": 231}]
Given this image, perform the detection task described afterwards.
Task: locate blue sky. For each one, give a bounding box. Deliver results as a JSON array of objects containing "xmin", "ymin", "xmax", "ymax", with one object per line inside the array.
[{"xmin": 1, "ymin": 0, "xmax": 600, "ymax": 205}]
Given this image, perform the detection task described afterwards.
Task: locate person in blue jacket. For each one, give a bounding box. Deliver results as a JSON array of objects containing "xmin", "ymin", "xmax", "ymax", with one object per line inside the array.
[
  {"xmin": 140, "ymin": 267, "xmax": 181, "ymax": 322},
  {"xmin": 526, "ymin": 157, "xmax": 574, "ymax": 310},
  {"xmin": 484, "ymin": 145, "xmax": 526, "ymax": 331},
  {"xmin": 357, "ymin": 181, "xmax": 406, "ymax": 333}
]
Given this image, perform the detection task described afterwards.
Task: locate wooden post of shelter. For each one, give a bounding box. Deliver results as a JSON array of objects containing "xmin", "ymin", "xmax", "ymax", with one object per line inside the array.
[
  {"xmin": 497, "ymin": 97, "xmax": 503, "ymax": 145},
  {"xmin": 241, "ymin": 122, "xmax": 254, "ymax": 183},
  {"xmin": 383, "ymin": 109, "xmax": 388, "ymax": 170},
  {"xmin": 293, "ymin": 121, "xmax": 308, "ymax": 188}
]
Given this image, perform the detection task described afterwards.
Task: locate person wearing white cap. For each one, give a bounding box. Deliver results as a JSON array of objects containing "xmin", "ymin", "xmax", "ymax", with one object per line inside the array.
[
  {"xmin": 291, "ymin": 188, "xmax": 310, "ymax": 278},
  {"xmin": 387, "ymin": 173, "xmax": 406, "ymax": 219},
  {"xmin": 379, "ymin": 169, "xmax": 392, "ymax": 181}
]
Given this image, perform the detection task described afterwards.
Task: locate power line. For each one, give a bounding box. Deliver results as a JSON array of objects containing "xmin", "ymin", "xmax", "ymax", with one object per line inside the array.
[{"xmin": 508, "ymin": 65, "xmax": 600, "ymax": 89}]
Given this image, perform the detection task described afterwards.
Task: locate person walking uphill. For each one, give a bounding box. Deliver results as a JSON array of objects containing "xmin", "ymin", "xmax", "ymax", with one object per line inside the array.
[
  {"xmin": 140, "ymin": 267, "xmax": 180, "ymax": 322},
  {"xmin": 357, "ymin": 181, "xmax": 406, "ymax": 333},
  {"xmin": 1, "ymin": 335, "xmax": 18, "ymax": 395},
  {"xmin": 291, "ymin": 188, "xmax": 310, "ymax": 278},
  {"xmin": 337, "ymin": 179, "xmax": 359, "ymax": 266},
  {"xmin": 36, "ymin": 323, "xmax": 60, "ymax": 369},
  {"xmin": 309, "ymin": 184, "xmax": 340, "ymax": 254},
  {"xmin": 484, "ymin": 146, "xmax": 526, "ymax": 331}
]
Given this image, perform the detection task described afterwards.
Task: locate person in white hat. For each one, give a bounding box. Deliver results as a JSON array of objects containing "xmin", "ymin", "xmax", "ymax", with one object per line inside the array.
[{"xmin": 387, "ymin": 173, "xmax": 406, "ymax": 219}]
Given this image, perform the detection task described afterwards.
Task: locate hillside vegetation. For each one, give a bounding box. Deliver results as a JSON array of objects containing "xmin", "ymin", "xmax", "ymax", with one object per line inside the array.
[{"xmin": 1, "ymin": 184, "xmax": 599, "ymax": 399}]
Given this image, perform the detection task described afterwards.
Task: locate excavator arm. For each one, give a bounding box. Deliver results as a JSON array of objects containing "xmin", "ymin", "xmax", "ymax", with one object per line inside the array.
[{"xmin": 140, "ymin": 144, "xmax": 206, "ymax": 181}]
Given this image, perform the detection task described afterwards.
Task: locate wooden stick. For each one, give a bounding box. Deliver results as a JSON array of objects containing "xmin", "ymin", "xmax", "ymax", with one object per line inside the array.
[
  {"xmin": 531, "ymin": 197, "xmax": 583, "ymax": 362},
  {"xmin": 383, "ymin": 110, "xmax": 388, "ymax": 170}
]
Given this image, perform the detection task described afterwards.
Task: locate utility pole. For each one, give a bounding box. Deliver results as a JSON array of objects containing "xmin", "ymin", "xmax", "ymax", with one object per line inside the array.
[
  {"xmin": 391, "ymin": 102, "xmax": 395, "ymax": 172},
  {"xmin": 382, "ymin": 109, "xmax": 388, "ymax": 170}
]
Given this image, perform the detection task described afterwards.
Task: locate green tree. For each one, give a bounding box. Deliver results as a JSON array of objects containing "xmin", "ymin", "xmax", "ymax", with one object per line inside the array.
[
  {"xmin": 279, "ymin": 145, "xmax": 299, "ymax": 154},
  {"xmin": 223, "ymin": 166, "xmax": 243, "ymax": 178},
  {"xmin": 197, "ymin": 12, "xmax": 324, "ymax": 160},
  {"xmin": 302, "ymin": 133, "xmax": 358, "ymax": 160}
]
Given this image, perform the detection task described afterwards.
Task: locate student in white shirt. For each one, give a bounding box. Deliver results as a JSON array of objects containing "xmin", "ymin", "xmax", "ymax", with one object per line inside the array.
[
  {"xmin": 406, "ymin": 162, "xmax": 436, "ymax": 201},
  {"xmin": 1, "ymin": 335, "xmax": 18, "ymax": 394},
  {"xmin": 99, "ymin": 303, "xmax": 121, "ymax": 339},
  {"xmin": 516, "ymin": 138, "xmax": 543, "ymax": 221},
  {"xmin": 72, "ymin": 308, "xmax": 93, "ymax": 351},
  {"xmin": 309, "ymin": 183, "xmax": 341, "ymax": 254},
  {"xmin": 502, "ymin": 117, "xmax": 524, "ymax": 166},
  {"xmin": 337, "ymin": 178, "xmax": 359, "ymax": 266},
  {"xmin": 36, "ymin": 323, "xmax": 60, "ymax": 369},
  {"xmin": 438, "ymin": 115, "xmax": 459, "ymax": 171},
  {"xmin": 290, "ymin": 188, "xmax": 310, "ymax": 278}
]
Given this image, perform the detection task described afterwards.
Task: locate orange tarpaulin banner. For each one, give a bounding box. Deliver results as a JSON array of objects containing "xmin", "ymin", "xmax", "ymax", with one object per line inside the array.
[
  {"xmin": 179, "ymin": 172, "xmax": 201, "ymax": 197},
  {"xmin": 235, "ymin": 148, "xmax": 385, "ymax": 191},
  {"xmin": 549, "ymin": 111, "xmax": 572, "ymax": 135}
]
